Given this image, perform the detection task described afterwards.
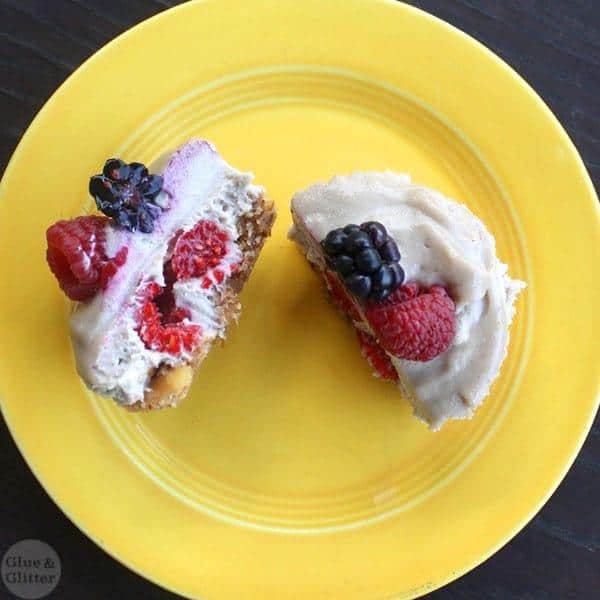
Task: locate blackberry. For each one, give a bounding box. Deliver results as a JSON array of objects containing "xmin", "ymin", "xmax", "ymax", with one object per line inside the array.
[
  {"xmin": 89, "ymin": 158, "xmax": 166, "ymax": 233},
  {"xmin": 343, "ymin": 230, "xmax": 372, "ymax": 253},
  {"xmin": 361, "ymin": 221, "xmax": 387, "ymax": 247},
  {"xmin": 321, "ymin": 221, "xmax": 405, "ymax": 303},
  {"xmin": 345, "ymin": 273, "xmax": 372, "ymax": 300},
  {"xmin": 354, "ymin": 248, "xmax": 381, "ymax": 274},
  {"xmin": 379, "ymin": 239, "xmax": 401, "ymax": 262},
  {"xmin": 332, "ymin": 254, "xmax": 354, "ymax": 275}
]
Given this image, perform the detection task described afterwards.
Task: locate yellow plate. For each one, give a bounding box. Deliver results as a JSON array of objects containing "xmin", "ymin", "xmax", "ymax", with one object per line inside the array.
[{"xmin": 0, "ymin": 1, "xmax": 598, "ymax": 598}]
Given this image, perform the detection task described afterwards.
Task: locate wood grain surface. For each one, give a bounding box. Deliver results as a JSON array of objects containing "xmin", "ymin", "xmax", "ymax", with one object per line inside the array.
[{"xmin": 1, "ymin": 1, "xmax": 598, "ymax": 598}]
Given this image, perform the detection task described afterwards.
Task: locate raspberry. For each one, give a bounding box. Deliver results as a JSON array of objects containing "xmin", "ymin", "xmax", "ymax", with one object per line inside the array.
[
  {"xmin": 377, "ymin": 281, "xmax": 420, "ymax": 306},
  {"xmin": 99, "ymin": 246, "xmax": 128, "ymax": 289},
  {"xmin": 365, "ymin": 284, "xmax": 455, "ymax": 361},
  {"xmin": 171, "ymin": 220, "xmax": 231, "ymax": 281},
  {"xmin": 356, "ymin": 330, "xmax": 398, "ymax": 381},
  {"xmin": 324, "ymin": 271, "xmax": 361, "ymax": 321},
  {"xmin": 46, "ymin": 216, "xmax": 128, "ymax": 301},
  {"xmin": 136, "ymin": 282, "xmax": 202, "ymax": 355}
]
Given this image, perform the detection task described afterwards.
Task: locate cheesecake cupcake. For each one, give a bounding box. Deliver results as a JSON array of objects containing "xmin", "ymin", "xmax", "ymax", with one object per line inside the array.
[
  {"xmin": 290, "ymin": 171, "xmax": 524, "ymax": 429},
  {"xmin": 46, "ymin": 139, "xmax": 275, "ymax": 409}
]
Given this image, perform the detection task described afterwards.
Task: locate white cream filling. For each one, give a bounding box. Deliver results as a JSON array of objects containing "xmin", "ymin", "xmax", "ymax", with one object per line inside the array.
[
  {"xmin": 290, "ymin": 171, "xmax": 525, "ymax": 429},
  {"xmin": 70, "ymin": 140, "xmax": 261, "ymax": 405}
]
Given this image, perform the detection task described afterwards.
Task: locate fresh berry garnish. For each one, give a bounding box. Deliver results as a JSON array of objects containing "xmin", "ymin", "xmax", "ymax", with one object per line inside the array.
[
  {"xmin": 343, "ymin": 230, "xmax": 372, "ymax": 253},
  {"xmin": 322, "ymin": 229, "xmax": 347, "ymax": 255},
  {"xmin": 377, "ymin": 281, "xmax": 420, "ymax": 306},
  {"xmin": 99, "ymin": 246, "xmax": 128, "ymax": 289},
  {"xmin": 389, "ymin": 263, "xmax": 405, "ymax": 287},
  {"xmin": 365, "ymin": 284, "xmax": 455, "ymax": 361},
  {"xmin": 321, "ymin": 221, "xmax": 404, "ymax": 302},
  {"xmin": 103, "ymin": 158, "xmax": 130, "ymax": 182},
  {"xmin": 136, "ymin": 282, "xmax": 202, "ymax": 355},
  {"xmin": 356, "ymin": 330, "xmax": 398, "ymax": 381},
  {"xmin": 372, "ymin": 264, "xmax": 394, "ymax": 290},
  {"xmin": 171, "ymin": 220, "xmax": 235, "ymax": 283},
  {"xmin": 379, "ymin": 239, "xmax": 401, "ymax": 262},
  {"xmin": 46, "ymin": 216, "xmax": 128, "ymax": 301},
  {"xmin": 331, "ymin": 254, "xmax": 354, "ymax": 275},
  {"xmin": 344, "ymin": 272, "xmax": 372, "ymax": 300},
  {"xmin": 361, "ymin": 221, "xmax": 387, "ymax": 247},
  {"xmin": 354, "ymin": 248, "xmax": 381, "ymax": 274},
  {"xmin": 89, "ymin": 158, "xmax": 165, "ymax": 233},
  {"xmin": 324, "ymin": 271, "xmax": 361, "ymax": 321}
]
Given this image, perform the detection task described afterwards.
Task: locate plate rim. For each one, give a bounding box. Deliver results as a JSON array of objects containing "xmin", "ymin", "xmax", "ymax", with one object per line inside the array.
[{"xmin": 1, "ymin": 1, "xmax": 598, "ymax": 598}]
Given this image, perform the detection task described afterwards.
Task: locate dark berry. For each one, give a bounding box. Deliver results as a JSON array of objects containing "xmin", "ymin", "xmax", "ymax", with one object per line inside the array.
[
  {"xmin": 389, "ymin": 262, "xmax": 405, "ymax": 287},
  {"xmin": 140, "ymin": 174, "xmax": 163, "ymax": 199},
  {"xmin": 379, "ymin": 239, "xmax": 401, "ymax": 262},
  {"xmin": 137, "ymin": 207, "xmax": 155, "ymax": 233},
  {"xmin": 103, "ymin": 159, "xmax": 131, "ymax": 182},
  {"xmin": 372, "ymin": 264, "xmax": 394, "ymax": 290},
  {"xmin": 143, "ymin": 202, "xmax": 163, "ymax": 220},
  {"xmin": 370, "ymin": 288, "xmax": 391, "ymax": 302},
  {"xmin": 128, "ymin": 162, "xmax": 148, "ymax": 185},
  {"xmin": 321, "ymin": 221, "xmax": 405, "ymax": 304},
  {"xmin": 345, "ymin": 273, "xmax": 372, "ymax": 300},
  {"xmin": 115, "ymin": 211, "xmax": 133, "ymax": 230},
  {"xmin": 361, "ymin": 221, "xmax": 387, "ymax": 247},
  {"xmin": 89, "ymin": 176, "xmax": 117, "ymax": 206},
  {"xmin": 355, "ymin": 248, "xmax": 382, "ymax": 274},
  {"xmin": 89, "ymin": 158, "xmax": 165, "ymax": 233},
  {"xmin": 343, "ymin": 230, "xmax": 372, "ymax": 253},
  {"xmin": 332, "ymin": 254, "xmax": 354, "ymax": 275},
  {"xmin": 323, "ymin": 229, "xmax": 347, "ymax": 255}
]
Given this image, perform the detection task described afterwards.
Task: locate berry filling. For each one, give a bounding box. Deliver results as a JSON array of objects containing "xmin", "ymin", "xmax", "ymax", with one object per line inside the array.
[
  {"xmin": 46, "ymin": 216, "xmax": 128, "ymax": 301},
  {"xmin": 136, "ymin": 281, "xmax": 201, "ymax": 355},
  {"xmin": 356, "ymin": 330, "xmax": 399, "ymax": 381},
  {"xmin": 172, "ymin": 220, "xmax": 229, "ymax": 279},
  {"xmin": 135, "ymin": 219, "xmax": 239, "ymax": 355},
  {"xmin": 172, "ymin": 219, "xmax": 238, "ymax": 288},
  {"xmin": 324, "ymin": 271, "xmax": 362, "ymax": 322}
]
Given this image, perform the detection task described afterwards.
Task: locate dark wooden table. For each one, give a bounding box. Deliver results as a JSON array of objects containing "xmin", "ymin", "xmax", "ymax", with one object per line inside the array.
[{"xmin": 1, "ymin": 1, "xmax": 598, "ymax": 598}]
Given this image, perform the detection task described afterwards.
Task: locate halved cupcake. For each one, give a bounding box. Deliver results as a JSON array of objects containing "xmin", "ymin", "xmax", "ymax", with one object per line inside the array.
[
  {"xmin": 46, "ymin": 139, "xmax": 275, "ymax": 409},
  {"xmin": 290, "ymin": 172, "xmax": 524, "ymax": 430}
]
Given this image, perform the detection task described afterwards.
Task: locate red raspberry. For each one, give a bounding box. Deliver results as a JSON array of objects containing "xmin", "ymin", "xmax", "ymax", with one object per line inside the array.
[
  {"xmin": 356, "ymin": 330, "xmax": 398, "ymax": 381},
  {"xmin": 377, "ymin": 281, "xmax": 420, "ymax": 306},
  {"xmin": 171, "ymin": 220, "xmax": 231, "ymax": 281},
  {"xmin": 323, "ymin": 271, "xmax": 362, "ymax": 321},
  {"xmin": 99, "ymin": 246, "xmax": 128, "ymax": 289},
  {"xmin": 136, "ymin": 282, "xmax": 202, "ymax": 355},
  {"xmin": 365, "ymin": 284, "xmax": 455, "ymax": 361},
  {"xmin": 46, "ymin": 216, "xmax": 128, "ymax": 301}
]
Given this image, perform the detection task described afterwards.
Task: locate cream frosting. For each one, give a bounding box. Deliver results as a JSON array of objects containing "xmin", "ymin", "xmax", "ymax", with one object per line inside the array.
[
  {"xmin": 70, "ymin": 140, "xmax": 262, "ymax": 405},
  {"xmin": 290, "ymin": 171, "xmax": 525, "ymax": 429}
]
